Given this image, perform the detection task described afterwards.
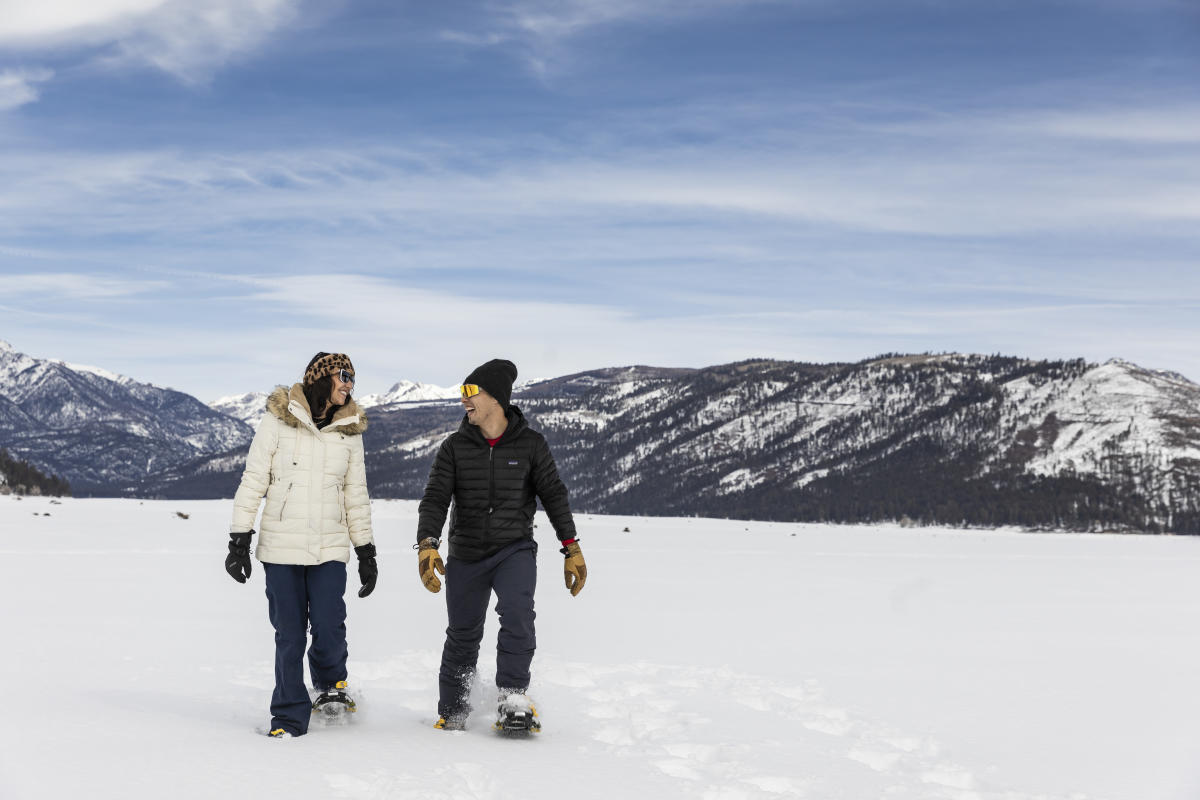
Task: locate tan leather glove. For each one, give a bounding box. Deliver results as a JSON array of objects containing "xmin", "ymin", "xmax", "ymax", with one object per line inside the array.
[
  {"xmin": 418, "ymin": 537, "xmax": 445, "ymax": 593},
  {"xmin": 562, "ymin": 541, "xmax": 586, "ymax": 596}
]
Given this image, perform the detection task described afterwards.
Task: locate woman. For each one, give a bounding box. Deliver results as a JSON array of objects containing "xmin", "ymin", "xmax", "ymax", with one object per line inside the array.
[{"xmin": 224, "ymin": 352, "xmax": 378, "ymax": 738}]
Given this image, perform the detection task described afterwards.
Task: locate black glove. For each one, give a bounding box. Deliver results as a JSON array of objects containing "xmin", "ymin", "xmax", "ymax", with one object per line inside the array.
[
  {"xmin": 355, "ymin": 543, "xmax": 378, "ymax": 598},
  {"xmin": 225, "ymin": 531, "xmax": 253, "ymax": 584}
]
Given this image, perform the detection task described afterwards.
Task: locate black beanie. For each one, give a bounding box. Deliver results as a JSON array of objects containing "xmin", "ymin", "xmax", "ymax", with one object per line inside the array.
[{"xmin": 464, "ymin": 358, "xmax": 518, "ymax": 410}]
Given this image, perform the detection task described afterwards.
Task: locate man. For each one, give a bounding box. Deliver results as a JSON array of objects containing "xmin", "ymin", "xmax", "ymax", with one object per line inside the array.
[{"xmin": 416, "ymin": 358, "xmax": 587, "ymax": 732}]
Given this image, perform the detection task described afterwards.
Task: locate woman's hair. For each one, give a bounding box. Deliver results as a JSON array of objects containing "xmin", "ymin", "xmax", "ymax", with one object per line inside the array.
[{"xmin": 302, "ymin": 352, "xmax": 350, "ymax": 419}]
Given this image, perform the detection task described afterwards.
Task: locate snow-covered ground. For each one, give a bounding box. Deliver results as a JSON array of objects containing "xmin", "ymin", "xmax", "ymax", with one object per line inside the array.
[{"xmin": 2, "ymin": 497, "xmax": 1199, "ymax": 800}]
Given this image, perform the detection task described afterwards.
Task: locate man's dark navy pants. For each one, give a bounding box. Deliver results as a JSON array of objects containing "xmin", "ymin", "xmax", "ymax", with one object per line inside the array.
[
  {"xmin": 264, "ymin": 560, "xmax": 349, "ymax": 735},
  {"xmin": 439, "ymin": 539, "xmax": 537, "ymax": 718}
]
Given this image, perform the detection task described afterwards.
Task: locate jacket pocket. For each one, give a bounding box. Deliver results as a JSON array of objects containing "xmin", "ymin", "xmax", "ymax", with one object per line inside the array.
[
  {"xmin": 279, "ymin": 482, "xmax": 293, "ymax": 520},
  {"xmin": 337, "ymin": 484, "xmax": 344, "ymax": 523}
]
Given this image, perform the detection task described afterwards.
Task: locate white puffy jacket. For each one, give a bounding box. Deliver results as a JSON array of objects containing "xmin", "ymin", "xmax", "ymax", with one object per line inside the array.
[{"xmin": 230, "ymin": 384, "xmax": 373, "ymax": 565}]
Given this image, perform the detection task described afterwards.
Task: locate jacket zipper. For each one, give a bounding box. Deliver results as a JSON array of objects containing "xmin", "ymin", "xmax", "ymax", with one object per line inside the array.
[
  {"xmin": 280, "ymin": 482, "xmax": 292, "ymax": 520},
  {"xmin": 486, "ymin": 445, "xmax": 495, "ymax": 537}
]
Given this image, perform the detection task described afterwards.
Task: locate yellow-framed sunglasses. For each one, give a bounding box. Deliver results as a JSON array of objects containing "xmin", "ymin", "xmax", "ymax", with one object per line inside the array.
[{"xmin": 460, "ymin": 384, "xmax": 482, "ymax": 399}]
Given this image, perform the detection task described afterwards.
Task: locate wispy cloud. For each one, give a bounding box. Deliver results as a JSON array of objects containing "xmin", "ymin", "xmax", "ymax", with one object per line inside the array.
[
  {"xmin": 101, "ymin": 0, "xmax": 301, "ymax": 85},
  {"xmin": 0, "ymin": 0, "xmax": 167, "ymax": 41},
  {"xmin": 216, "ymin": 272, "xmax": 879, "ymax": 388},
  {"xmin": 1, "ymin": 1, "xmax": 1197, "ymax": 396},
  {"xmin": 876, "ymin": 104, "xmax": 1200, "ymax": 146},
  {"xmin": 0, "ymin": 0, "xmax": 301, "ymax": 86},
  {"xmin": 1, "ymin": 102, "xmax": 1197, "ymax": 245},
  {"xmin": 499, "ymin": 0, "xmax": 723, "ymax": 40},
  {"xmin": 0, "ymin": 272, "xmax": 167, "ymax": 298},
  {"xmin": 440, "ymin": 0, "xmax": 791, "ymax": 75},
  {"xmin": 0, "ymin": 270, "xmax": 799, "ymax": 396},
  {"xmin": 10, "ymin": 269, "xmax": 1197, "ymax": 401},
  {"xmin": 0, "ymin": 67, "xmax": 53, "ymax": 110},
  {"xmin": 1029, "ymin": 108, "xmax": 1200, "ymax": 144}
]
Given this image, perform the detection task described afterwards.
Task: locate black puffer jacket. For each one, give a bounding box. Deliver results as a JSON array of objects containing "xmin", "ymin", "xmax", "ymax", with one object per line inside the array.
[{"xmin": 417, "ymin": 405, "xmax": 577, "ymax": 562}]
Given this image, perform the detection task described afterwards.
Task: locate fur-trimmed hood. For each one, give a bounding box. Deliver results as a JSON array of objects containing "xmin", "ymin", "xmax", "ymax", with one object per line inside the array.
[{"xmin": 265, "ymin": 383, "xmax": 368, "ymax": 435}]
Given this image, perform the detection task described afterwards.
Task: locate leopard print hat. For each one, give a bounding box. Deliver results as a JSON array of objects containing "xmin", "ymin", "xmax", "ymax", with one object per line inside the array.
[{"xmin": 303, "ymin": 352, "xmax": 354, "ymax": 386}]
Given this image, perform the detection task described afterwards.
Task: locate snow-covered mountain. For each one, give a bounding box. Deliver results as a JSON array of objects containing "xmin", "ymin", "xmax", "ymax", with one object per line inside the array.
[
  {"xmin": 0, "ymin": 340, "xmax": 253, "ymax": 495},
  {"xmin": 364, "ymin": 355, "xmax": 1200, "ymax": 532},
  {"xmin": 358, "ymin": 380, "xmax": 458, "ymax": 408},
  {"xmin": 207, "ymin": 381, "xmax": 458, "ymax": 430},
  {"xmin": 356, "ymin": 378, "xmax": 549, "ymax": 408},
  {"xmin": 209, "ymin": 391, "xmax": 270, "ymax": 429},
  {"xmin": 5, "ymin": 340, "xmax": 1199, "ymax": 530}
]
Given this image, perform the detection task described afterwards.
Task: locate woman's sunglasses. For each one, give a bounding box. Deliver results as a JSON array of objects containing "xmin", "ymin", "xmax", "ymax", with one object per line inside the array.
[{"xmin": 338, "ymin": 369, "xmax": 355, "ymax": 384}]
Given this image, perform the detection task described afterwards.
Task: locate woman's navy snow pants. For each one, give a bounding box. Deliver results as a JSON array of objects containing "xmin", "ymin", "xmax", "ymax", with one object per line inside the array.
[{"xmin": 264, "ymin": 560, "xmax": 349, "ymax": 735}]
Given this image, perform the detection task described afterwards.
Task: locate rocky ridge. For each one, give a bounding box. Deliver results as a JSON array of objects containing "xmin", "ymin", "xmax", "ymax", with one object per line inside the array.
[{"xmin": 3, "ymin": 341, "xmax": 1198, "ymax": 530}]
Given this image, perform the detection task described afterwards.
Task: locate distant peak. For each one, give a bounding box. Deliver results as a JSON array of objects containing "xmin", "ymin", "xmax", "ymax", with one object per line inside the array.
[
  {"xmin": 55, "ymin": 359, "xmax": 132, "ymax": 385},
  {"xmin": 1097, "ymin": 357, "xmax": 1147, "ymax": 376},
  {"xmin": 210, "ymin": 391, "xmax": 266, "ymax": 405},
  {"xmin": 514, "ymin": 377, "xmax": 549, "ymax": 391},
  {"xmin": 1100, "ymin": 357, "xmax": 1196, "ymax": 386},
  {"xmin": 0, "ymin": 340, "xmax": 13, "ymax": 352},
  {"xmin": 357, "ymin": 378, "xmax": 458, "ymax": 408}
]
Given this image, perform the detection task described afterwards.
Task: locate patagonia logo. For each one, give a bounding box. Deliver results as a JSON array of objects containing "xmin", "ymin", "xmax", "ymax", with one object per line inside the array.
[{"xmin": 508, "ymin": 460, "xmax": 519, "ymax": 466}]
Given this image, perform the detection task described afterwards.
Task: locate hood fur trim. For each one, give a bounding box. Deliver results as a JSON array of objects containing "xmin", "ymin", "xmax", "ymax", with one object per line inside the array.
[{"xmin": 265, "ymin": 384, "xmax": 368, "ymax": 435}]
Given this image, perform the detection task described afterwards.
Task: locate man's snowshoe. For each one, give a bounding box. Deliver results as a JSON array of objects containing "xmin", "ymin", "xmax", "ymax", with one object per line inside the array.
[
  {"xmin": 312, "ymin": 680, "xmax": 357, "ymax": 719},
  {"xmin": 493, "ymin": 691, "xmax": 540, "ymax": 734}
]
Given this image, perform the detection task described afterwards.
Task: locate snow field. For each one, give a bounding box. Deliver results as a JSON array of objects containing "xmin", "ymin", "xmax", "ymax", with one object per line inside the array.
[{"xmin": 2, "ymin": 497, "xmax": 1200, "ymax": 799}]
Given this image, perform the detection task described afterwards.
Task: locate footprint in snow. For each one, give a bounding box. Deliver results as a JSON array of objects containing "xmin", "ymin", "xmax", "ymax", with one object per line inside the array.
[{"xmin": 538, "ymin": 658, "xmax": 1093, "ymax": 800}]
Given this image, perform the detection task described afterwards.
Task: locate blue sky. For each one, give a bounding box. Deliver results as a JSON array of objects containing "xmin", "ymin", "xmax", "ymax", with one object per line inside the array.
[{"xmin": 1, "ymin": 0, "xmax": 1198, "ymax": 400}]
